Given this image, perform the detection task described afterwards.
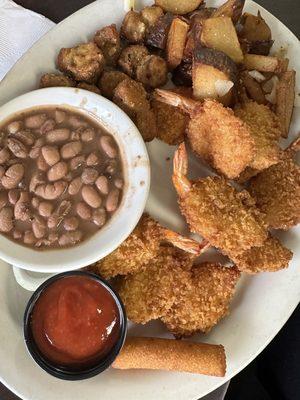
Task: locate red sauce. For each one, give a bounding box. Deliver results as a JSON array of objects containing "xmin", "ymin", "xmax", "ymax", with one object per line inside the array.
[{"xmin": 30, "ymin": 276, "xmax": 120, "ymax": 367}]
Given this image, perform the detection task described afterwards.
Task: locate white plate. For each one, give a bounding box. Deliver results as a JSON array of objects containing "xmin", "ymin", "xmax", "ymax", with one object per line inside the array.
[{"xmin": 0, "ymin": 1, "xmax": 299, "ymax": 399}]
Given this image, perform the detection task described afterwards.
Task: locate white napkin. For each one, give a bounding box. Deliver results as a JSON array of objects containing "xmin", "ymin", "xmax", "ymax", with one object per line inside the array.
[{"xmin": 0, "ymin": 1, "xmax": 229, "ymax": 399}]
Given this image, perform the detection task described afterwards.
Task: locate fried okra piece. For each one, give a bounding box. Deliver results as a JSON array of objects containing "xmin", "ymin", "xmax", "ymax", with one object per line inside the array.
[
  {"xmin": 248, "ymin": 157, "xmax": 300, "ymax": 229},
  {"xmin": 136, "ymin": 55, "xmax": 168, "ymax": 88},
  {"xmin": 77, "ymin": 82, "xmax": 101, "ymax": 94},
  {"xmin": 39, "ymin": 73, "xmax": 75, "ymax": 88},
  {"xmin": 234, "ymin": 101, "xmax": 282, "ymax": 171},
  {"xmin": 94, "ymin": 24, "xmax": 121, "ymax": 66},
  {"xmin": 155, "ymin": 89, "xmax": 254, "ymax": 179},
  {"xmin": 161, "ymin": 263, "xmax": 240, "ymax": 337},
  {"xmin": 113, "ymin": 79, "xmax": 157, "ymax": 141},
  {"xmin": 118, "ymin": 45, "xmax": 149, "ymax": 77},
  {"xmin": 98, "ymin": 70, "xmax": 129, "ymax": 99},
  {"xmin": 121, "ymin": 10, "xmax": 147, "ymax": 43},
  {"xmin": 172, "ymin": 143, "xmax": 268, "ymax": 258},
  {"xmin": 141, "ymin": 6, "xmax": 164, "ymax": 29},
  {"xmin": 57, "ymin": 42, "xmax": 105, "ymax": 83},
  {"xmin": 151, "ymin": 99, "xmax": 188, "ymax": 145},
  {"xmin": 231, "ymin": 236, "xmax": 292, "ymax": 274},
  {"xmin": 117, "ymin": 247, "xmax": 193, "ymax": 324}
]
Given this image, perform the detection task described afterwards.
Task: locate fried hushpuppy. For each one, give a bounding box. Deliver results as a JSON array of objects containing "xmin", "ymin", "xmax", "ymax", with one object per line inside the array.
[
  {"xmin": 113, "ymin": 79, "xmax": 156, "ymax": 141},
  {"xmin": 152, "ymin": 100, "xmax": 188, "ymax": 145},
  {"xmin": 161, "ymin": 263, "xmax": 240, "ymax": 337},
  {"xmin": 118, "ymin": 45, "xmax": 149, "ymax": 77},
  {"xmin": 172, "ymin": 143, "xmax": 268, "ymax": 258},
  {"xmin": 235, "ymin": 101, "xmax": 282, "ymax": 171},
  {"xmin": 117, "ymin": 247, "xmax": 193, "ymax": 324},
  {"xmin": 155, "ymin": 90, "xmax": 254, "ymax": 179},
  {"xmin": 94, "ymin": 24, "xmax": 121, "ymax": 65},
  {"xmin": 57, "ymin": 42, "xmax": 105, "ymax": 83},
  {"xmin": 77, "ymin": 82, "xmax": 101, "ymax": 94},
  {"xmin": 248, "ymin": 157, "xmax": 300, "ymax": 229},
  {"xmin": 98, "ymin": 70, "xmax": 129, "ymax": 99},
  {"xmin": 39, "ymin": 73, "xmax": 75, "ymax": 88},
  {"xmin": 231, "ymin": 236, "xmax": 293, "ymax": 274}
]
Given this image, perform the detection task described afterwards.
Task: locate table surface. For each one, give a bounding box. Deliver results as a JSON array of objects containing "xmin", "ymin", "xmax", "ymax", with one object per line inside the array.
[{"xmin": 1, "ymin": 0, "xmax": 299, "ymax": 399}]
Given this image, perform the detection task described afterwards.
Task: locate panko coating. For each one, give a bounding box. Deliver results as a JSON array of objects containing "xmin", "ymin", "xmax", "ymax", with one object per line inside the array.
[
  {"xmin": 136, "ymin": 55, "xmax": 168, "ymax": 88},
  {"xmin": 152, "ymin": 99, "xmax": 188, "ymax": 145},
  {"xmin": 231, "ymin": 236, "xmax": 293, "ymax": 274},
  {"xmin": 94, "ymin": 24, "xmax": 121, "ymax": 65},
  {"xmin": 118, "ymin": 45, "xmax": 149, "ymax": 77},
  {"xmin": 77, "ymin": 82, "xmax": 101, "ymax": 94},
  {"xmin": 161, "ymin": 263, "xmax": 240, "ymax": 337},
  {"xmin": 39, "ymin": 73, "xmax": 75, "ymax": 88},
  {"xmin": 155, "ymin": 90, "xmax": 255, "ymax": 179},
  {"xmin": 117, "ymin": 247, "xmax": 193, "ymax": 324},
  {"xmin": 235, "ymin": 101, "xmax": 282, "ymax": 171},
  {"xmin": 91, "ymin": 214, "xmax": 161, "ymax": 278},
  {"xmin": 248, "ymin": 157, "xmax": 300, "ymax": 229},
  {"xmin": 172, "ymin": 143, "xmax": 268, "ymax": 258},
  {"xmin": 57, "ymin": 42, "xmax": 105, "ymax": 83},
  {"xmin": 98, "ymin": 70, "xmax": 129, "ymax": 99}
]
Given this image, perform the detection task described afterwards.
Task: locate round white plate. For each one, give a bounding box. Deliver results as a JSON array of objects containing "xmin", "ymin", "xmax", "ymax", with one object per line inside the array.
[{"xmin": 0, "ymin": 1, "xmax": 299, "ymax": 399}]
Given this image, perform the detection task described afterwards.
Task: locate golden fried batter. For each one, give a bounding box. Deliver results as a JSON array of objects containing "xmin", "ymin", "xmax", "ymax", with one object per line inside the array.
[
  {"xmin": 136, "ymin": 55, "xmax": 168, "ymax": 88},
  {"xmin": 77, "ymin": 82, "xmax": 101, "ymax": 94},
  {"xmin": 232, "ymin": 236, "xmax": 293, "ymax": 274},
  {"xmin": 117, "ymin": 247, "xmax": 193, "ymax": 324},
  {"xmin": 152, "ymin": 99, "xmax": 188, "ymax": 145},
  {"xmin": 92, "ymin": 214, "xmax": 162, "ymax": 279},
  {"xmin": 118, "ymin": 45, "xmax": 149, "ymax": 77},
  {"xmin": 161, "ymin": 263, "xmax": 240, "ymax": 337},
  {"xmin": 235, "ymin": 101, "xmax": 281, "ymax": 171},
  {"xmin": 113, "ymin": 78, "xmax": 156, "ymax": 141},
  {"xmin": 248, "ymin": 157, "xmax": 300, "ymax": 229},
  {"xmin": 39, "ymin": 73, "xmax": 75, "ymax": 88},
  {"xmin": 98, "ymin": 70, "xmax": 129, "ymax": 99},
  {"xmin": 57, "ymin": 42, "xmax": 105, "ymax": 83},
  {"xmin": 94, "ymin": 24, "xmax": 121, "ymax": 65}
]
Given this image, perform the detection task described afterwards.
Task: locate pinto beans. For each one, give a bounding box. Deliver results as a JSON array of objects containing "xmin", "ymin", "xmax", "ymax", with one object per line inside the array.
[
  {"xmin": 76, "ymin": 201, "xmax": 92, "ymax": 220},
  {"xmin": 81, "ymin": 168, "xmax": 98, "ymax": 184},
  {"xmin": 92, "ymin": 208, "xmax": 106, "ymax": 227},
  {"xmin": 106, "ymin": 189, "xmax": 120, "ymax": 212},
  {"xmin": 61, "ymin": 141, "xmax": 82, "ymax": 159},
  {"xmin": 46, "ymin": 128, "xmax": 70, "ymax": 143},
  {"xmin": 58, "ymin": 231, "xmax": 82, "ymax": 246},
  {"xmin": 38, "ymin": 201, "xmax": 53, "ymax": 217},
  {"xmin": 41, "ymin": 146, "xmax": 60, "ymax": 166},
  {"xmin": 0, "ymin": 192, "xmax": 8, "ymax": 209},
  {"xmin": 99, "ymin": 136, "xmax": 117, "ymax": 158},
  {"xmin": 0, "ymin": 148, "xmax": 10, "ymax": 164},
  {"xmin": 47, "ymin": 161, "xmax": 68, "ymax": 181},
  {"xmin": 1, "ymin": 164, "xmax": 24, "ymax": 189},
  {"xmin": 10, "ymin": 130, "xmax": 34, "ymax": 146},
  {"xmin": 32, "ymin": 216, "xmax": 46, "ymax": 239},
  {"xmin": 39, "ymin": 119, "xmax": 56, "ymax": 134},
  {"xmin": 7, "ymin": 121, "xmax": 22, "ymax": 134},
  {"xmin": 8, "ymin": 189, "xmax": 20, "ymax": 205},
  {"xmin": 86, "ymin": 152, "xmax": 100, "ymax": 166},
  {"xmin": 64, "ymin": 216, "xmax": 79, "ymax": 231},
  {"xmin": 14, "ymin": 192, "xmax": 31, "ymax": 221},
  {"xmin": 35, "ymin": 181, "xmax": 67, "ymax": 200},
  {"xmin": 25, "ymin": 114, "xmax": 47, "ymax": 129},
  {"xmin": 68, "ymin": 177, "xmax": 82, "ymax": 195},
  {"xmin": 82, "ymin": 185, "xmax": 102, "ymax": 208},
  {"xmin": 7, "ymin": 138, "xmax": 28, "ymax": 158},
  {"xmin": 0, "ymin": 207, "xmax": 13, "ymax": 232}
]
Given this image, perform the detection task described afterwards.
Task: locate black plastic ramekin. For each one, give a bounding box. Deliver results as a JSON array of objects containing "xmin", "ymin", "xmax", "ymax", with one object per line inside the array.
[{"xmin": 23, "ymin": 270, "xmax": 127, "ymax": 380}]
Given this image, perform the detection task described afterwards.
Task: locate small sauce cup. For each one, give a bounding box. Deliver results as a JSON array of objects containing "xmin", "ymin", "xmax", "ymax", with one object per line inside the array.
[{"xmin": 23, "ymin": 270, "xmax": 127, "ymax": 380}]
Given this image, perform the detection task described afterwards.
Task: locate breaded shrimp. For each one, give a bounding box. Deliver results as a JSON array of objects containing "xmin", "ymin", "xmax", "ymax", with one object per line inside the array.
[
  {"xmin": 117, "ymin": 247, "xmax": 194, "ymax": 324},
  {"xmin": 234, "ymin": 101, "xmax": 282, "ymax": 171},
  {"xmin": 172, "ymin": 143, "xmax": 268, "ymax": 258},
  {"xmin": 161, "ymin": 263, "xmax": 240, "ymax": 337},
  {"xmin": 155, "ymin": 89, "xmax": 254, "ymax": 179},
  {"xmin": 231, "ymin": 236, "xmax": 293, "ymax": 274},
  {"xmin": 90, "ymin": 214, "xmax": 207, "ymax": 279}
]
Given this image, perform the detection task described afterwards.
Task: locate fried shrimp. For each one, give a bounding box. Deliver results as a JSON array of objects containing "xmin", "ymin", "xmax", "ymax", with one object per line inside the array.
[
  {"xmin": 155, "ymin": 89, "xmax": 254, "ymax": 179},
  {"xmin": 91, "ymin": 214, "xmax": 207, "ymax": 279},
  {"xmin": 117, "ymin": 247, "xmax": 194, "ymax": 324},
  {"xmin": 161, "ymin": 263, "xmax": 240, "ymax": 337},
  {"xmin": 172, "ymin": 143, "xmax": 267, "ymax": 258}
]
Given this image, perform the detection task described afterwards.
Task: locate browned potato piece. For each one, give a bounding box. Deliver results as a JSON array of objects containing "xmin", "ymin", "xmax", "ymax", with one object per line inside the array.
[
  {"xmin": 243, "ymin": 54, "xmax": 288, "ymax": 73},
  {"xmin": 77, "ymin": 82, "xmax": 101, "ymax": 94},
  {"xmin": 39, "ymin": 73, "xmax": 75, "ymax": 88},
  {"xmin": 166, "ymin": 18, "xmax": 189, "ymax": 69},
  {"xmin": 192, "ymin": 47, "xmax": 237, "ymax": 105},
  {"xmin": 146, "ymin": 12, "xmax": 174, "ymax": 49},
  {"xmin": 212, "ymin": 0, "xmax": 245, "ymax": 23},
  {"xmin": 98, "ymin": 70, "xmax": 129, "ymax": 99},
  {"xmin": 152, "ymin": 99, "xmax": 188, "ymax": 145},
  {"xmin": 136, "ymin": 55, "xmax": 168, "ymax": 88},
  {"xmin": 201, "ymin": 17, "xmax": 244, "ymax": 63},
  {"xmin": 241, "ymin": 12, "xmax": 271, "ymax": 42},
  {"xmin": 121, "ymin": 10, "xmax": 146, "ymax": 43},
  {"xmin": 118, "ymin": 45, "xmax": 149, "ymax": 77},
  {"xmin": 276, "ymin": 70, "xmax": 295, "ymax": 137},
  {"xmin": 155, "ymin": 0, "xmax": 204, "ymax": 15},
  {"xmin": 94, "ymin": 24, "xmax": 121, "ymax": 66},
  {"xmin": 141, "ymin": 6, "xmax": 164, "ymax": 28},
  {"xmin": 113, "ymin": 79, "xmax": 156, "ymax": 141},
  {"xmin": 240, "ymin": 72, "xmax": 267, "ymax": 104},
  {"xmin": 57, "ymin": 42, "xmax": 105, "ymax": 83}
]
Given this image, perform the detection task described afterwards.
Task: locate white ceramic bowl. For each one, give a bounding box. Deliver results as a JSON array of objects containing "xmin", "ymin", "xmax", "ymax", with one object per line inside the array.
[{"xmin": 0, "ymin": 87, "xmax": 150, "ymax": 272}]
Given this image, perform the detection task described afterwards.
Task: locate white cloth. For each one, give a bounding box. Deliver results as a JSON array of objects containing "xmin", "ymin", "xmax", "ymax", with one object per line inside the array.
[{"xmin": 0, "ymin": 1, "xmax": 229, "ymax": 399}]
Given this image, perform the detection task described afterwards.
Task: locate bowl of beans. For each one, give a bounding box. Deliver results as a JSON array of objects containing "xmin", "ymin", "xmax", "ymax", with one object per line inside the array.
[{"xmin": 0, "ymin": 87, "xmax": 150, "ymax": 272}]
